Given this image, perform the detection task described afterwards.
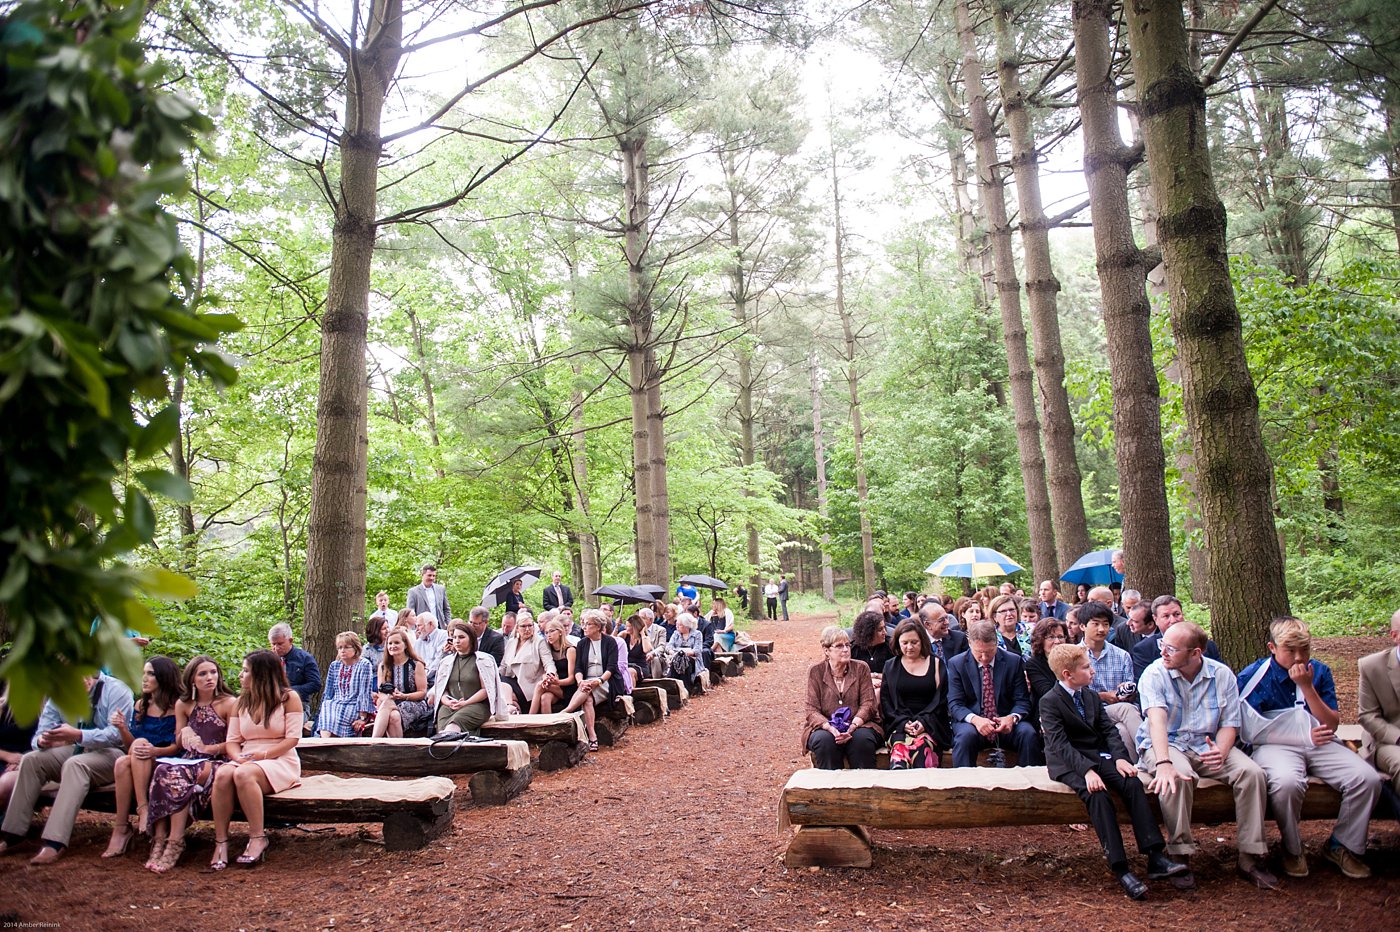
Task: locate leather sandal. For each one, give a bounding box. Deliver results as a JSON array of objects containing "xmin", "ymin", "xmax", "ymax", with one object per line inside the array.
[
  {"xmin": 151, "ymin": 837, "xmax": 185, "ymax": 874},
  {"xmin": 103, "ymin": 822, "xmax": 135, "ymax": 859},
  {"xmin": 143, "ymin": 836, "xmax": 167, "ymax": 871},
  {"xmin": 208, "ymin": 837, "xmax": 229, "ymax": 872},
  {"xmin": 236, "ymin": 834, "xmax": 268, "ymax": 867}
]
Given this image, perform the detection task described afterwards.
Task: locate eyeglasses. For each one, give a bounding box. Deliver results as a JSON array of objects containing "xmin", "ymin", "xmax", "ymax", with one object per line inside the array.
[
  {"xmin": 827, "ymin": 642, "xmax": 851, "ymax": 650},
  {"xmin": 1160, "ymin": 643, "xmax": 1195, "ymax": 656},
  {"xmin": 995, "ymin": 608, "xmax": 1017, "ymax": 616}
]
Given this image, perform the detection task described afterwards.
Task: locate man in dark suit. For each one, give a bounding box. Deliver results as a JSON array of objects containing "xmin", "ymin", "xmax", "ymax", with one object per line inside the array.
[
  {"xmin": 541, "ymin": 571, "xmax": 573, "ymax": 612},
  {"xmin": 1036, "ymin": 579, "xmax": 1069, "ymax": 621},
  {"xmin": 1130, "ymin": 595, "xmax": 1221, "ymax": 680},
  {"xmin": 1041, "ymin": 642, "xmax": 1187, "ymax": 899},
  {"xmin": 947, "ymin": 621, "xmax": 1043, "ymax": 767},
  {"xmin": 406, "ymin": 564, "xmax": 451, "ymax": 630},
  {"xmin": 468, "ymin": 606, "xmax": 505, "ymax": 665},
  {"xmin": 919, "ymin": 603, "xmax": 968, "ymax": 660},
  {"xmin": 777, "ymin": 574, "xmax": 790, "ymax": 620}
]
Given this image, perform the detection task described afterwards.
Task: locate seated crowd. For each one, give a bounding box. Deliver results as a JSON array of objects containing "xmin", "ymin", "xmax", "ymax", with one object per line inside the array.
[
  {"xmin": 0, "ymin": 566, "xmax": 751, "ymax": 873},
  {"xmin": 802, "ymin": 582, "xmax": 1399, "ymax": 899}
]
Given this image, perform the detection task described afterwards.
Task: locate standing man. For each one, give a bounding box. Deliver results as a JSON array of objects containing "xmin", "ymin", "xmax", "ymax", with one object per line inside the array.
[
  {"xmin": 406, "ymin": 564, "xmax": 451, "ymax": 631},
  {"xmin": 735, "ymin": 583, "xmax": 748, "ymax": 612},
  {"xmin": 469, "ymin": 606, "xmax": 505, "ymax": 666},
  {"xmin": 1037, "ymin": 580, "xmax": 1069, "ymax": 622},
  {"xmin": 1358, "ymin": 608, "xmax": 1400, "ymax": 795},
  {"xmin": 778, "ymin": 573, "xmax": 791, "ymax": 621},
  {"xmin": 1239, "ymin": 618, "xmax": 1380, "ymax": 879},
  {"xmin": 0, "ymin": 672, "xmax": 134, "ymax": 864},
  {"xmin": 1137, "ymin": 621, "xmax": 1276, "ymax": 890},
  {"xmin": 947, "ymin": 621, "xmax": 1043, "ymax": 767},
  {"xmin": 542, "ymin": 571, "xmax": 573, "ymax": 612},
  {"xmin": 1111, "ymin": 549, "xmax": 1126, "ymax": 583},
  {"xmin": 269, "ymin": 622, "xmax": 321, "ymax": 706},
  {"xmin": 676, "ymin": 579, "xmax": 699, "ymax": 605}
]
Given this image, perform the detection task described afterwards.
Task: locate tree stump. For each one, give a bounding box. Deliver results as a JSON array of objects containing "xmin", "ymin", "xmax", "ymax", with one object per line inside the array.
[
  {"xmin": 382, "ymin": 805, "xmax": 454, "ymax": 851},
  {"xmin": 630, "ymin": 686, "xmax": 668, "ymax": 724},
  {"xmin": 468, "ymin": 765, "xmax": 533, "ymax": 806},
  {"xmin": 537, "ymin": 739, "xmax": 588, "ymax": 771},
  {"xmin": 739, "ymin": 649, "xmax": 759, "ymax": 668},
  {"xmin": 596, "ymin": 713, "xmax": 630, "ymax": 747},
  {"xmin": 784, "ymin": 825, "xmax": 873, "ymax": 869},
  {"xmin": 711, "ymin": 654, "xmax": 743, "ymax": 677}
]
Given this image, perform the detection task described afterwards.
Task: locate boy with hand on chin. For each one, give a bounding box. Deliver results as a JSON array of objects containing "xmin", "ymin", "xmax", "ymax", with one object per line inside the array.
[{"xmin": 1041, "ymin": 643, "xmax": 1187, "ymax": 899}]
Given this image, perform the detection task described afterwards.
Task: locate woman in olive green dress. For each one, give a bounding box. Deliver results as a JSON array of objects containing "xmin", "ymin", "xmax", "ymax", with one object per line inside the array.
[{"xmin": 429, "ymin": 621, "xmax": 501, "ymax": 735}]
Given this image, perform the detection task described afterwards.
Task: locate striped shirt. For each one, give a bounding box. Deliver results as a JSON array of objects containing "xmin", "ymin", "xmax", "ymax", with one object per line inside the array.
[
  {"xmin": 1135, "ymin": 656, "xmax": 1241, "ymax": 755},
  {"xmin": 1087, "ymin": 641, "xmax": 1134, "ymax": 694}
]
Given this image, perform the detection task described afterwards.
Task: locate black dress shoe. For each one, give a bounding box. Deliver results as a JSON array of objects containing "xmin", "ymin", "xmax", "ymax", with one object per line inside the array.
[
  {"xmin": 1169, "ymin": 871, "xmax": 1197, "ymax": 891},
  {"xmin": 1147, "ymin": 851, "xmax": 1189, "ymax": 879},
  {"xmin": 1118, "ymin": 872, "xmax": 1149, "ymax": 900}
]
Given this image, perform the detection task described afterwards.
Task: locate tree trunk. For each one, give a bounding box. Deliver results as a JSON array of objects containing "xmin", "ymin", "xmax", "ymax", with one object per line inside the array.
[
  {"xmin": 646, "ymin": 346, "xmax": 671, "ymax": 584},
  {"xmin": 992, "ymin": 5, "xmax": 1091, "ymax": 577},
  {"xmin": 404, "ymin": 308, "xmax": 445, "ymax": 479},
  {"xmin": 810, "ymin": 353, "xmax": 836, "ymax": 602},
  {"xmin": 1123, "ymin": 0, "xmax": 1289, "ymax": 667},
  {"xmin": 302, "ymin": 0, "xmax": 402, "ymax": 670},
  {"xmin": 955, "ymin": 0, "xmax": 1058, "ymax": 585},
  {"xmin": 1388, "ymin": 102, "xmax": 1400, "ymax": 256},
  {"xmin": 621, "ymin": 130, "xmax": 657, "ymax": 584},
  {"xmin": 1072, "ymin": 0, "xmax": 1176, "ymax": 602},
  {"xmin": 829, "ymin": 145, "xmax": 877, "ymax": 595},
  {"xmin": 1241, "ymin": 56, "xmax": 1311, "ymax": 285}
]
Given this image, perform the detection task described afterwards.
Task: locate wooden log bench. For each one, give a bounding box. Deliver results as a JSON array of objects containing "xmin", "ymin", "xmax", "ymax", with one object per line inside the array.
[
  {"xmin": 298, "ymin": 737, "xmax": 532, "ymax": 806},
  {"xmin": 631, "ymin": 685, "xmax": 669, "ymax": 725},
  {"xmin": 481, "ymin": 713, "xmax": 589, "ymax": 772},
  {"xmin": 779, "ymin": 766, "xmax": 1349, "ymax": 869},
  {"xmin": 753, "ymin": 640, "xmax": 774, "ymax": 662},
  {"xmin": 640, "ymin": 677, "xmax": 689, "ymax": 711},
  {"xmin": 43, "ymin": 774, "xmax": 457, "ymax": 851},
  {"xmin": 711, "ymin": 653, "xmax": 745, "ymax": 678},
  {"xmin": 595, "ymin": 694, "xmax": 634, "ymax": 747}
]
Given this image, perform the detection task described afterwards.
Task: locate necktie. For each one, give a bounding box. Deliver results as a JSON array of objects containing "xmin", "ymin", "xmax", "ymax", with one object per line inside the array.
[
  {"xmin": 981, "ymin": 664, "xmax": 997, "ymax": 719},
  {"xmin": 931, "ymin": 639, "xmax": 943, "ymax": 659},
  {"xmin": 1073, "ymin": 690, "xmax": 1088, "ymax": 720}
]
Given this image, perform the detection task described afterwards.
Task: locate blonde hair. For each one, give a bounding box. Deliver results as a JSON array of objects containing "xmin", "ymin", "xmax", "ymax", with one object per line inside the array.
[
  {"xmin": 335, "ymin": 631, "xmax": 363, "ymax": 657},
  {"xmin": 1048, "ymin": 643, "xmax": 1086, "ymax": 680},
  {"xmin": 1269, "ymin": 617, "xmax": 1310, "ymax": 650},
  {"xmin": 819, "ymin": 624, "xmax": 849, "ymax": 648}
]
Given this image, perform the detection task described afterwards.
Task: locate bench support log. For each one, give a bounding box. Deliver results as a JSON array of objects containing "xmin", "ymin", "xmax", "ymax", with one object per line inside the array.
[
  {"xmin": 784, "ymin": 825, "xmax": 872, "ymax": 869},
  {"xmin": 468, "ymin": 765, "xmax": 533, "ymax": 806},
  {"xmin": 383, "ymin": 805, "xmax": 454, "ymax": 851},
  {"xmin": 640, "ymin": 678, "xmax": 688, "ymax": 711},
  {"xmin": 596, "ymin": 714, "xmax": 630, "ymax": 747},
  {"xmin": 537, "ymin": 740, "xmax": 588, "ymax": 771}
]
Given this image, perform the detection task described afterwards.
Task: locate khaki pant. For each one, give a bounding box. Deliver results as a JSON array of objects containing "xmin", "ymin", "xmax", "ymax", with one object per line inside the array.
[
  {"xmin": 1104, "ymin": 702, "xmax": 1143, "ymax": 764},
  {"xmin": 1139, "ymin": 744, "xmax": 1268, "ymax": 857},
  {"xmin": 1252, "ymin": 740, "xmax": 1382, "ymax": 856},
  {"xmin": 2, "ymin": 745, "xmax": 121, "ymax": 847}
]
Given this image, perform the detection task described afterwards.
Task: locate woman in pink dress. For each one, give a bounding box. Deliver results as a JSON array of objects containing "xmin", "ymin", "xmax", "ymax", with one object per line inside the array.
[{"xmin": 209, "ymin": 650, "xmax": 303, "ymax": 870}]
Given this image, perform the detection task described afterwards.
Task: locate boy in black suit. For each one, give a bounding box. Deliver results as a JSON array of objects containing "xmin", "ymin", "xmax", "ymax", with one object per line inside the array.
[{"xmin": 1042, "ymin": 644, "xmax": 1187, "ymax": 899}]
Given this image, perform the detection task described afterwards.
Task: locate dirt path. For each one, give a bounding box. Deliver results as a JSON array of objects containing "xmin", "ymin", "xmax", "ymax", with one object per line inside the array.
[{"xmin": 1, "ymin": 615, "xmax": 1397, "ymax": 930}]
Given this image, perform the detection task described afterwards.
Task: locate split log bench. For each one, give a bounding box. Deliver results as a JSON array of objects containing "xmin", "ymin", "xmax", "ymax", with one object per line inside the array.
[
  {"xmin": 753, "ymin": 640, "xmax": 774, "ymax": 662},
  {"xmin": 298, "ymin": 737, "xmax": 532, "ymax": 806},
  {"xmin": 779, "ymin": 766, "xmax": 1349, "ymax": 869},
  {"xmin": 630, "ymin": 685, "xmax": 669, "ymax": 725},
  {"xmin": 42, "ymin": 774, "xmax": 457, "ymax": 852},
  {"xmin": 595, "ymin": 694, "xmax": 634, "ymax": 747},
  {"xmin": 640, "ymin": 677, "xmax": 690, "ymax": 712},
  {"xmin": 710, "ymin": 653, "xmax": 745, "ymax": 678},
  {"xmin": 481, "ymin": 713, "xmax": 589, "ymax": 771}
]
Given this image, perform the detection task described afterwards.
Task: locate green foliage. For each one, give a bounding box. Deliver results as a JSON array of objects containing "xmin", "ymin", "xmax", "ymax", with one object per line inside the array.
[{"xmin": 0, "ymin": 0, "xmax": 238, "ymax": 720}]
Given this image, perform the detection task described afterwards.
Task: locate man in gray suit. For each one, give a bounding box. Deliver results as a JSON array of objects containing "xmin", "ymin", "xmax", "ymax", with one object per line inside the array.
[{"xmin": 406, "ymin": 564, "xmax": 451, "ymax": 630}]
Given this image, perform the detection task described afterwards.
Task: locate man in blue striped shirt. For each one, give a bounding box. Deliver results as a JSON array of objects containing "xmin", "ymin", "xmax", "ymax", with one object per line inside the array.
[{"xmin": 1136, "ymin": 621, "xmax": 1276, "ymax": 891}]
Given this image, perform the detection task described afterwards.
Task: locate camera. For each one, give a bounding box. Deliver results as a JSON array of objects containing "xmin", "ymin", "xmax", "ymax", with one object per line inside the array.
[
  {"xmin": 1115, "ymin": 682, "xmax": 1138, "ymax": 700},
  {"xmin": 377, "ymin": 683, "xmax": 395, "ymax": 694}
]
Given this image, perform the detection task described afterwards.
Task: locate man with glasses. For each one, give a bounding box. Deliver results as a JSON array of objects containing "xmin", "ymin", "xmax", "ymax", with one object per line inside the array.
[
  {"xmin": 919, "ymin": 603, "xmax": 968, "ymax": 660},
  {"xmin": 1137, "ymin": 621, "xmax": 1276, "ymax": 891}
]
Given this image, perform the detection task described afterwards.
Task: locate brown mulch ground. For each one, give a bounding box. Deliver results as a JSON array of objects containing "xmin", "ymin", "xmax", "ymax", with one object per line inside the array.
[{"xmin": 1, "ymin": 617, "xmax": 1397, "ymax": 930}]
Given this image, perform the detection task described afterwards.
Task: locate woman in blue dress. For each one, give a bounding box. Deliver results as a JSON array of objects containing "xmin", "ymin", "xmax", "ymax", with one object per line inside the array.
[
  {"xmin": 315, "ymin": 631, "xmax": 376, "ymax": 737},
  {"xmin": 102, "ymin": 655, "xmax": 180, "ymax": 862}
]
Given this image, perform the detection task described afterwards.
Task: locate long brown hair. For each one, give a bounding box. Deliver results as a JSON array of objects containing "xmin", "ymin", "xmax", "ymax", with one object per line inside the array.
[
  {"xmin": 237, "ymin": 650, "xmax": 291, "ymax": 726},
  {"xmin": 181, "ymin": 655, "xmax": 234, "ymax": 704},
  {"xmin": 380, "ymin": 628, "xmax": 423, "ymax": 684},
  {"xmin": 138, "ymin": 656, "xmax": 183, "ymax": 721}
]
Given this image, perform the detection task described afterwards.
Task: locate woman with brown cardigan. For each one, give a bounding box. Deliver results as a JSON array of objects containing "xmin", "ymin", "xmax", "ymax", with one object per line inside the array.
[{"xmin": 802, "ymin": 625, "xmax": 882, "ymax": 769}]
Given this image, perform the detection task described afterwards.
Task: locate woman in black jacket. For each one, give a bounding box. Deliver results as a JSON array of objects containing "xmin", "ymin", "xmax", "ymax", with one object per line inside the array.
[
  {"xmin": 880, "ymin": 620, "xmax": 950, "ymax": 769},
  {"xmin": 850, "ymin": 610, "xmax": 894, "ymax": 691},
  {"xmin": 1025, "ymin": 616, "xmax": 1068, "ymax": 730}
]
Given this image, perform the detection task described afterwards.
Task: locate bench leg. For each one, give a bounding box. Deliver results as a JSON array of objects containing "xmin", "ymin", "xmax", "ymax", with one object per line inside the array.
[
  {"xmin": 633, "ymin": 699, "xmax": 661, "ymax": 725},
  {"xmin": 596, "ymin": 715, "xmax": 629, "ymax": 747},
  {"xmin": 382, "ymin": 802, "xmax": 454, "ymax": 852},
  {"xmin": 537, "ymin": 740, "xmax": 588, "ymax": 771},
  {"xmin": 784, "ymin": 825, "xmax": 873, "ymax": 869},
  {"xmin": 468, "ymin": 765, "xmax": 533, "ymax": 806}
]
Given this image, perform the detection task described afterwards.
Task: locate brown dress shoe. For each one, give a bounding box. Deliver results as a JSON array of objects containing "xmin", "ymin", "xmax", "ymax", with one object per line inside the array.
[
  {"xmin": 1237, "ymin": 861, "xmax": 1279, "ymax": 890},
  {"xmin": 29, "ymin": 845, "xmax": 64, "ymax": 866}
]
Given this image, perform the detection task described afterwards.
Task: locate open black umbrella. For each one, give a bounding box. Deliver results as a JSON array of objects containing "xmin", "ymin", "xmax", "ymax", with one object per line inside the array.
[
  {"xmin": 481, "ymin": 565, "xmax": 542, "ymax": 610},
  {"xmin": 635, "ymin": 583, "xmax": 666, "ymax": 601},
  {"xmin": 677, "ymin": 574, "xmax": 728, "ymax": 591},
  {"xmin": 592, "ymin": 584, "xmax": 657, "ymax": 606}
]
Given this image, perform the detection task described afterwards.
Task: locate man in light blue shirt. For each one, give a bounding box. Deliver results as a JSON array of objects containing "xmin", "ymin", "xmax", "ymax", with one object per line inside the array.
[
  {"xmin": 0, "ymin": 671, "xmax": 134, "ymax": 864},
  {"xmin": 1136, "ymin": 621, "xmax": 1275, "ymax": 891}
]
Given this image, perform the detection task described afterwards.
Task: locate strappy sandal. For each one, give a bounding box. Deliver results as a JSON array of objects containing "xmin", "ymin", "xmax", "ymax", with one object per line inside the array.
[
  {"xmin": 151, "ymin": 837, "xmax": 185, "ymax": 874},
  {"xmin": 143, "ymin": 836, "xmax": 167, "ymax": 871},
  {"xmin": 236, "ymin": 834, "xmax": 268, "ymax": 867},
  {"xmin": 102, "ymin": 821, "xmax": 135, "ymax": 859},
  {"xmin": 137, "ymin": 804, "xmax": 150, "ymax": 834},
  {"xmin": 208, "ymin": 837, "xmax": 229, "ymax": 872}
]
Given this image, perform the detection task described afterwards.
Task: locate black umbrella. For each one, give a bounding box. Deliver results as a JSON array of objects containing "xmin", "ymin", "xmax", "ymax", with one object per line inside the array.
[
  {"xmin": 636, "ymin": 583, "xmax": 666, "ymax": 601},
  {"xmin": 481, "ymin": 565, "xmax": 542, "ymax": 610},
  {"xmin": 677, "ymin": 574, "xmax": 728, "ymax": 591},
  {"xmin": 591, "ymin": 584, "xmax": 657, "ymax": 606}
]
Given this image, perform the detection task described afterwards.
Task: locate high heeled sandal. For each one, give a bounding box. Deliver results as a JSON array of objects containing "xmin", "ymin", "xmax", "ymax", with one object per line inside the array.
[
  {"xmin": 150, "ymin": 837, "xmax": 185, "ymax": 874},
  {"xmin": 208, "ymin": 837, "xmax": 229, "ymax": 872},
  {"xmin": 143, "ymin": 836, "xmax": 167, "ymax": 871},
  {"xmin": 236, "ymin": 834, "xmax": 268, "ymax": 867},
  {"xmin": 136, "ymin": 804, "xmax": 150, "ymax": 834},
  {"xmin": 102, "ymin": 822, "xmax": 135, "ymax": 859}
]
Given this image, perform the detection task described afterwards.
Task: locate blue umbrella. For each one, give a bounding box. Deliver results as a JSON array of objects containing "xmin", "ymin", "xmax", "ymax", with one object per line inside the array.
[
  {"xmin": 1059, "ymin": 549, "xmax": 1124, "ymax": 586},
  {"xmin": 925, "ymin": 546, "xmax": 1024, "ymax": 578}
]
